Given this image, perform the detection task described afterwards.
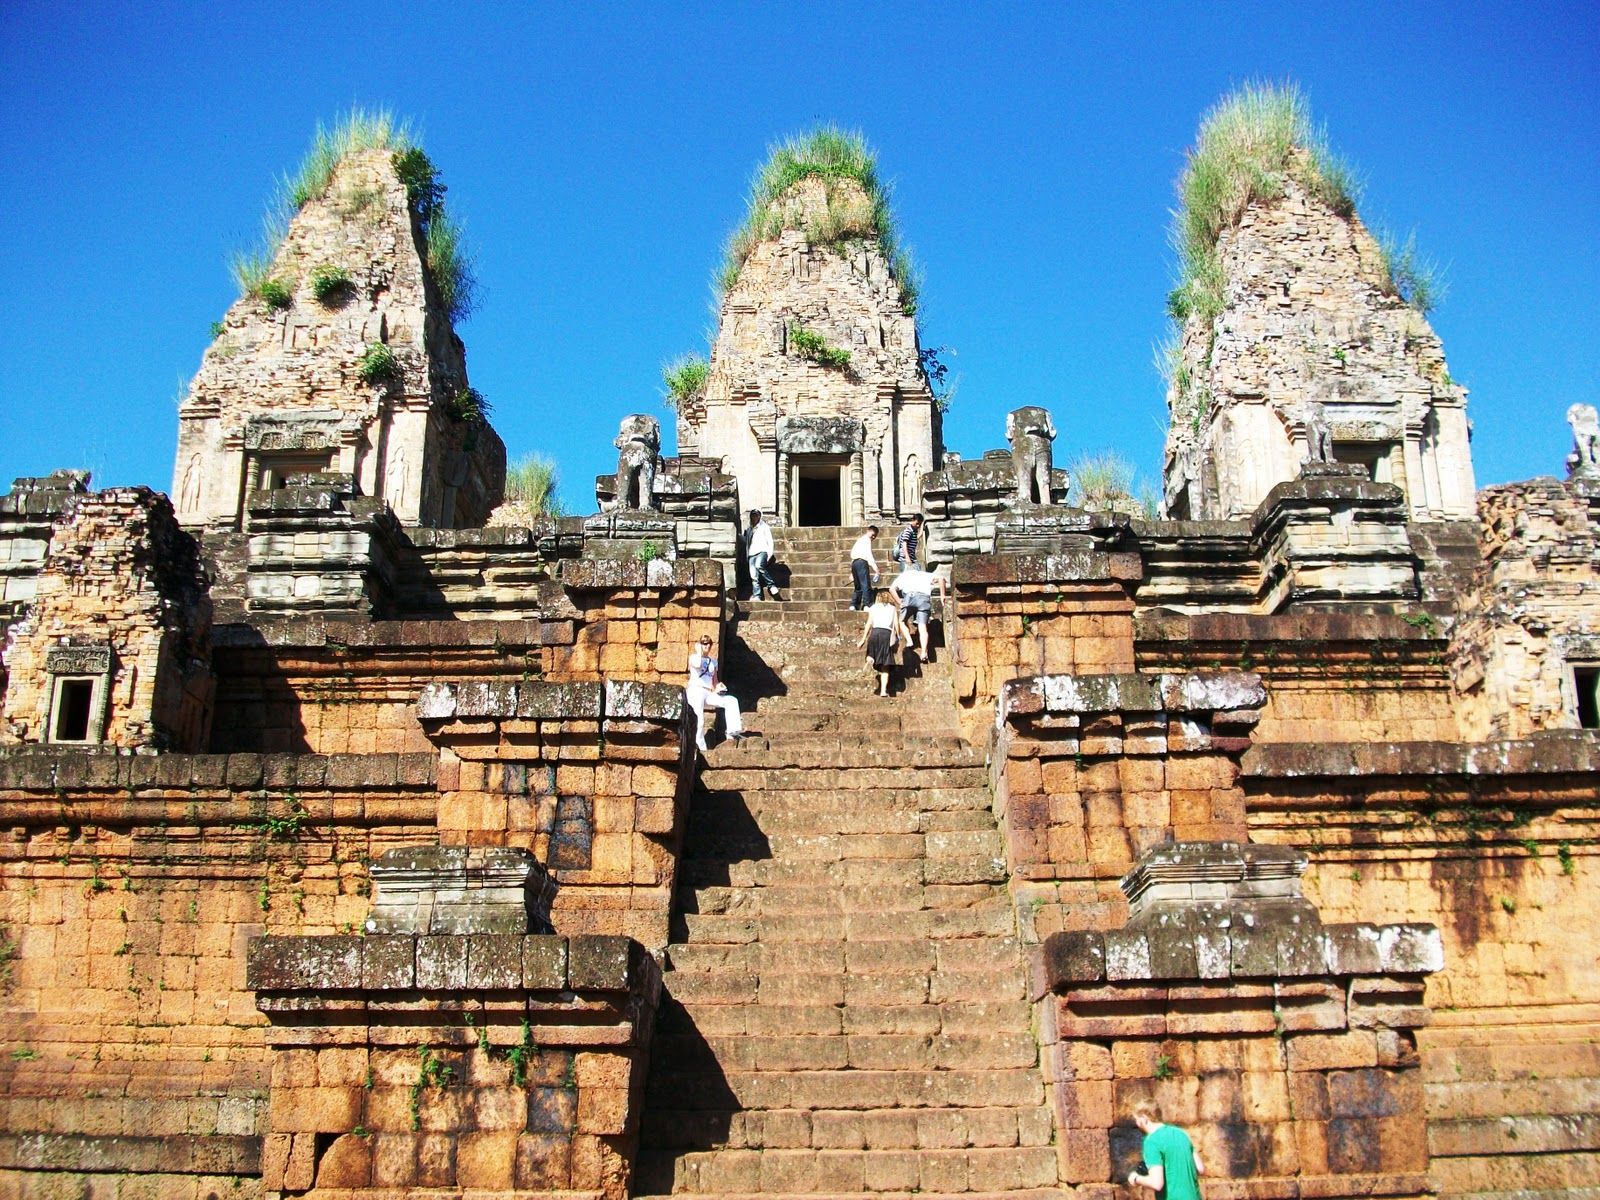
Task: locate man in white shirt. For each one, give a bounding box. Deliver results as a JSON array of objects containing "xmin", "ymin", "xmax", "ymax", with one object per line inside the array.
[
  {"xmin": 687, "ymin": 634, "xmax": 748, "ymax": 752},
  {"xmin": 848, "ymin": 525, "xmax": 880, "ymax": 611},
  {"xmin": 890, "ymin": 563, "xmax": 947, "ymax": 659},
  {"xmin": 746, "ymin": 509, "xmax": 779, "ymax": 601}
]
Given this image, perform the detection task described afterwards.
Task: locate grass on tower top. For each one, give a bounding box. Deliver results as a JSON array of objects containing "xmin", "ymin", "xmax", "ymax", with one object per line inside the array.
[
  {"xmin": 286, "ymin": 107, "xmax": 416, "ymax": 209},
  {"xmin": 225, "ymin": 106, "xmax": 479, "ymax": 326},
  {"xmin": 1168, "ymin": 81, "xmax": 1360, "ymax": 327},
  {"xmin": 716, "ymin": 125, "xmax": 920, "ymax": 313}
]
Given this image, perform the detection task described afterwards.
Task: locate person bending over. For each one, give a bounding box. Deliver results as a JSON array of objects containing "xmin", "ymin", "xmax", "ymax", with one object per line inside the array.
[{"xmin": 1128, "ymin": 1099, "xmax": 1205, "ymax": 1200}]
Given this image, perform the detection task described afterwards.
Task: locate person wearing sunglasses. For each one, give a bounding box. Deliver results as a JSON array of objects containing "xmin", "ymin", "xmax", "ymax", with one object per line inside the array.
[{"xmin": 687, "ymin": 633, "xmax": 749, "ymax": 751}]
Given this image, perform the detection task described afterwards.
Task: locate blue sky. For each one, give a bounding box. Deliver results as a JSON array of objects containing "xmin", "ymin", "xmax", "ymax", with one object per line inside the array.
[{"xmin": 2, "ymin": 2, "xmax": 1596, "ymax": 512}]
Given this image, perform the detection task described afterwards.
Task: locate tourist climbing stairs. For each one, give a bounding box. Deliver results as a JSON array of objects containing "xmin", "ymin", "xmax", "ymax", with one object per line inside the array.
[{"xmin": 635, "ymin": 527, "xmax": 1059, "ymax": 1198}]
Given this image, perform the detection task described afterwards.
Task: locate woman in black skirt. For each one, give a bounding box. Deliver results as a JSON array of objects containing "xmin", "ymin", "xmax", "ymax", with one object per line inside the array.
[{"xmin": 857, "ymin": 587, "xmax": 909, "ymax": 697}]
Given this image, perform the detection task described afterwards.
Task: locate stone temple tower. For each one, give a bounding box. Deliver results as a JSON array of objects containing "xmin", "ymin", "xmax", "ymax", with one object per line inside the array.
[
  {"xmin": 173, "ymin": 131, "xmax": 504, "ymax": 531},
  {"xmin": 1162, "ymin": 86, "xmax": 1475, "ymax": 522},
  {"xmin": 678, "ymin": 130, "xmax": 941, "ymax": 526}
]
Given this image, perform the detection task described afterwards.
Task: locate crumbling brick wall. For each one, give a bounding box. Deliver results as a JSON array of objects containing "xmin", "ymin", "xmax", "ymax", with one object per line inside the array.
[
  {"xmin": 1453, "ymin": 477, "xmax": 1600, "ymax": 739},
  {"xmin": 1, "ymin": 487, "xmax": 212, "ymax": 750}
]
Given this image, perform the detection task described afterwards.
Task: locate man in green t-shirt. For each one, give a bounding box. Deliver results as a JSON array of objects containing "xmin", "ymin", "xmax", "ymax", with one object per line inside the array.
[{"xmin": 1127, "ymin": 1099, "xmax": 1205, "ymax": 1200}]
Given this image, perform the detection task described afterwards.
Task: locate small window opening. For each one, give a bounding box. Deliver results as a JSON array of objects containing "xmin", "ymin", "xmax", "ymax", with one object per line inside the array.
[
  {"xmin": 1332, "ymin": 441, "xmax": 1393, "ymax": 483},
  {"xmin": 53, "ymin": 679, "xmax": 95, "ymax": 742},
  {"xmin": 258, "ymin": 453, "xmax": 332, "ymax": 490},
  {"xmin": 1575, "ymin": 666, "xmax": 1600, "ymax": 729}
]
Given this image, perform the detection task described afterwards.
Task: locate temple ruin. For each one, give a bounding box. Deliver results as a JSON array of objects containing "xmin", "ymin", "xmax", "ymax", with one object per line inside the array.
[
  {"xmin": 673, "ymin": 136, "xmax": 941, "ymax": 527},
  {"xmin": 1161, "ymin": 90, "xmax": 1476, "ymax": 523},
  {"xmin": 0, "ymin": 99, "xmax": 1596, "ymax": 1200},
  {"xmin": 173, "ymin": 143, "xmax": 505, "ymax": 532}
]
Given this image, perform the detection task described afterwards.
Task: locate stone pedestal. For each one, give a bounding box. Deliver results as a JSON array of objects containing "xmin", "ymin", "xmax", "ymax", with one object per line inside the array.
[
  {"xmin": 1253, "ymin": 467, "xmax": 1419, "ymax": 607},
  {"xmin": 244, "ymin": 472, "xmax": 414, "ymax": 615},
  {"xmin": 366, "ymin": 845, "xmax": 557, "ymax": 935},
  {"xmin": 1038, "ymin": 842, "xmax": 1442, "ymax": 1196}
]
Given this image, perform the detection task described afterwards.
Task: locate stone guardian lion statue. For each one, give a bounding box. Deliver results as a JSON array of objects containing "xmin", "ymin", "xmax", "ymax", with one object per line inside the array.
[
  {"xmin": 1006, "ymin": 406, "xmax": 1056, "ymax": 506},
  {"xmin": 608, "ymin": 414, "xmax": 660, "ymax": 511},
  {"xmin": 1567, "ymin": 403, "xmax": 1599, "ymax": 477}
]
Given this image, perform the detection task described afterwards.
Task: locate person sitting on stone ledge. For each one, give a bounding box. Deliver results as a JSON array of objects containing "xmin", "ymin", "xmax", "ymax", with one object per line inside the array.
[
  {"xmin": 687, "ymin": 634, "xmax": 750, "ymax": 752},
  {"xmin": 1128, "ymin": 1099, "xmax": 1205, "ymax": 1200}
]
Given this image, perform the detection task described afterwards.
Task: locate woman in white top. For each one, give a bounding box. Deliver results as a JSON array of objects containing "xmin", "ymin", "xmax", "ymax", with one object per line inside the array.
[
  {"xmin": 856, "ymin": 588, "xmax": 910, "ymax": 697},
  {"xmin": 687, "ymin": 635, "xmax": 747, "ymax": 751}
]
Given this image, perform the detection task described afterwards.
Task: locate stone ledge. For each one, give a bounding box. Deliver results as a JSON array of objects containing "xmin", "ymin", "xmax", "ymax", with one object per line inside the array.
[
  {"xmin": 1242, "ymin": 732, "xmax": 1600, "ymax": 778},
  {"xmin": 1041, "ymin": 922, "xmax": 1443, "ymax": 991},
  {"xmin": 954, "ymin": 549, "xmax": 1142, "ymax": 586},
  {"xmin": 416, "ymin": 678, "xmax": 683, "ymax": 724},
  {"xmin": 213, "ymin": 616, "xmax": 572, "ymax": 650},
  {"xmin": 558, "ymin": 557, "xmax": 722, "ymax": 589},
  {"xmin": 248, "ymin": 932, "xmax": 643, "ymax": 995},
  {"xmin": 0, "ymin": 749, "xmax": 436, "ymax": 792},
  {"xmin": 0, "ymin": 1132, "xmax": 260, "ymax": 1175},
  {"xmin": 1000, "ymin": 671, "xmax": 1266, "ymax": 722},
  {"xmin": 1137, "ymin": 609, "xmax": 1447, "ymax": 643}
]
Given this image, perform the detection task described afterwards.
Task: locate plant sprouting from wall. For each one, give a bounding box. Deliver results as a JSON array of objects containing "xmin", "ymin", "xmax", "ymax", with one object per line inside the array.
[
  {"xmin": 446, "ymin": 386, "xmax": 491, "ymax": 425},
  {"xmin": 356, "ymin": 342, "xmax": 400, "ymax": 387},
  {"xmin": 717, "ymin": 125, "xmax": 920, "ymax": 313},
  {"xmin": 504, "ymin": 454, "xmax": 565, "ymax": 518},
  {"xmin": 310, "ymin": 264, "xmax": 352, "ymax": 306},
  {"xmin": 787, "ymin": 322, "xmax": 852, "ymax": 370},
  {"xmin": 1377, "ymin": 230, "xmax": 1446, "ymax": 316},
  {"xmin": 1067, "ymin": 451, "xmax": 1161, "ymax": 518},
  {"xmin": 662, "ymin": 354, "xmax": 709, "ymax": 413}
]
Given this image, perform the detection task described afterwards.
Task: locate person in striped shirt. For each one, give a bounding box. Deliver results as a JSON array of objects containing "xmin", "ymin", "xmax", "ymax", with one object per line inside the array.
[{"xmin": 893, "ymin": 514, "xmax": 924, "ymax": 571}]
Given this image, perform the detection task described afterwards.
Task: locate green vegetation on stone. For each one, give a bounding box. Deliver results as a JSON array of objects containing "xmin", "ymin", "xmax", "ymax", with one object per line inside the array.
[
  {"xmin": 1378, "ymin": 230, "xmax": 1446, "ymax": 316},
  {"xmin": 310, "ymin": 264, "xmax": 352, "ymax": 305},
  {"xmin": 1067, "ymin": 451, "xmax": 1160, "ymax": 518},
  {"xmin": 662, "ymin": 353, "xmax": 709, "ymax": 413},
  {"xmin": 286, "ymin": 107, "xmax": 416, "ymax": 210},
  {"xmin": 224, "ymin": 107, "xmax": 480, "ymax": 327},
  {"xmin": 392, "ymin": 147, "xmax": 446, "ymax": 227},
  {"xmin": 1169, "ymin": 81, "xmax": 1359, "ymax": 330},
  {"xmin": 256, "ymin": 278, "xmax": 293, "ymax": 311},
  {"xmin": 446, "ymin": 386, "xmax": 491, "ymax": 424},
  {"xmin": 787, "ymin": 322, "xmax": 851, "ymax": 370},
  {"xmin": 425, "ymin": 213, "xmax": 480, "ymax": 325},
  {"xmin": 356, "ymin": 342, "xmax": 400, "ymax": 387},
  {"xmin": 717, "ymin": 126, "xmax": 919, "ymax": 313},
  {"xmin": 504, "ymin": 454, "xmax": 564, "ymax": 518}
]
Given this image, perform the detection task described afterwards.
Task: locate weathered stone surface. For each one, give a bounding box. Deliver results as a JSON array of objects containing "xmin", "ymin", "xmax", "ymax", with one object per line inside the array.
[
  {"xmin": 681, "ymin": 174, "xmax": 938, "ymax": 525},
  {"xmin": 173, "ymin": 147, "xmax": 504, "ymax": 530},
  {"xmin": 1163, "ymin": 172, "xmax": 1474, "ymax": 523}
]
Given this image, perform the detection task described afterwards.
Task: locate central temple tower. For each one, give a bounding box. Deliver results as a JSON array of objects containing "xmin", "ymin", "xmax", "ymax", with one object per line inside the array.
[{"xmin": 676, "ymin": 130, "xmax": 941, "ymax": 526}]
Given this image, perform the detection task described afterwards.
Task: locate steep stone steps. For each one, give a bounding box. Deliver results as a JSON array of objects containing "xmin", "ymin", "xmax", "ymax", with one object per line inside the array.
[{"xmin": 638, "ymin": 530, "xmax": 1052, "ymax": 1197}]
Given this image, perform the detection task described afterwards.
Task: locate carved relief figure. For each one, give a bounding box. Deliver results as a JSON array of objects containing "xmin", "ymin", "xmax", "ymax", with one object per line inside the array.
[
  {"xmin": 178, "ymin": 453, "xmax": 203, "ymax": 515},
  {"xmin": 1006, "ymin": 406, "xmax": 1056, "ymax": 505},
  {"xmin": 609, "ymin": 414, "xmax": 661, "ymax": 511},
  {"xmin": 1567, "ymin": 403, "xmax": 1599, "ymax": 476},
  {"xmin": 901, "ymin": 453, "xmax": 923, "ymax": 514},
  {"xmin": 1304, "ymin": 402, "xmax": 1334, "ymax": 464}
]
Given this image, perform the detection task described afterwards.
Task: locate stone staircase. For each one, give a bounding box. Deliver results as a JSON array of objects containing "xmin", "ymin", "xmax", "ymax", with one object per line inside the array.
[{"xmin": 635, "ymin": 528, "xmax": 1058, "ymax": 1198}]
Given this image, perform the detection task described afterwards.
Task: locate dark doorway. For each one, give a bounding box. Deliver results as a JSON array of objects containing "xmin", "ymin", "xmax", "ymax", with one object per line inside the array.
[{"xmin": 796, "ymin": 466, "xmax": 842, "ymax": 526}]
